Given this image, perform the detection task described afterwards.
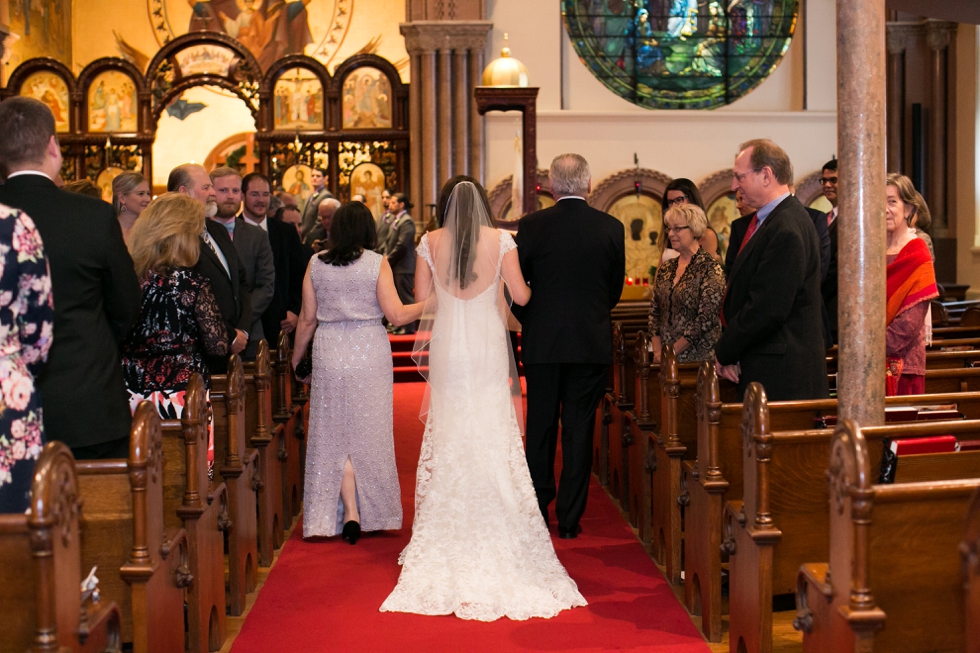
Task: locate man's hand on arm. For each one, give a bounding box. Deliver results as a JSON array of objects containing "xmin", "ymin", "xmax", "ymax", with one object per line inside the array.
[
  {"xmin": 231, "ymin": 329, "xmax": 248, "ymax": 354},
  {"xmin": 281, "ymin": 311, "xmax": 299, "ymax": 334}
]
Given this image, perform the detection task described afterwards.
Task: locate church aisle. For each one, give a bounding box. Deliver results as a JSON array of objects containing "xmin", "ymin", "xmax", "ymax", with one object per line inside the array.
[{"xmin": 230, "ymin": 382, "xmax": 709, "ymax": 652}]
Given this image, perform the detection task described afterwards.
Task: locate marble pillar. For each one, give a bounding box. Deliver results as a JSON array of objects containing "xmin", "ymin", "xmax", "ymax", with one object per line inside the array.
[
  {"xmin": 926, "ymin": 20, "xmax": 957, "ymax": 237},
  {"xmin": 401, "ymin": 21, "xmax": 492, "ymax": 228},
  {"xmin": 837, "ymin": 0, "xmax": 887, "ymax": 428}
]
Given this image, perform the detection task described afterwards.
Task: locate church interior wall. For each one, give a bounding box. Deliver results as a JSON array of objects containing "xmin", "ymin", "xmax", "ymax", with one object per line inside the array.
[{"xmin": 955, "ymin": 23, "xmax": 980, "ymax": 295}]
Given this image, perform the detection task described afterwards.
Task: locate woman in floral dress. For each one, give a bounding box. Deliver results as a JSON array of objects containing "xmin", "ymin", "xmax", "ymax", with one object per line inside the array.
[
  {"xmin": 120, "ymin": 193, "xmax": 229, "ymax": 433},
  {"xmin": 0, "ymin": 203, "xmax": 54, "ymax": 514}
]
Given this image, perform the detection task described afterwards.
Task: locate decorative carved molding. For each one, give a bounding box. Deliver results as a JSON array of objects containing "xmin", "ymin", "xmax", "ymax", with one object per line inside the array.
[
  {"xmin": 400, "ymin": 21, "xmax": 493, "ymax": 54},
  {"xmin": 925, "ymin": 20, "xmax": 958, "ymax": 52},
  {"xmin": 698, "ymin": 168, "xmax": 735, "ymax": 207},
  {"xmin": 886, "ymin": 21, "xmax": 924, "ymax": 55},
  {"xmin": 589, "ymin": 167, "xmax": 672, "ymax": 214},
  {"xmin": 795, "ymin": 169, "xmax": 827, "ymax": 208},
  {"xmin": 487, "ymin": 168, "xmax": 549, "ymax": 223}
]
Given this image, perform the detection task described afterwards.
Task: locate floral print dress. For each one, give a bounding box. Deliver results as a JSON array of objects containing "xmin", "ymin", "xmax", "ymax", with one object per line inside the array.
[
  {"xmin": 0, "ymin": 204, "xmax": 55, "ymax": 514},
  {"xmin": 649, "ymin": 248, "xmax": 725, "ymax": 363}
]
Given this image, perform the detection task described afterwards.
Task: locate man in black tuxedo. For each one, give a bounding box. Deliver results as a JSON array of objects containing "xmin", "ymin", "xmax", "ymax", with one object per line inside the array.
[
  {"xmin": 819, "ymin": 158, "xmax": 840, "ymax": 345},
  {"xmin": 716, "ymin": 139, "xmax": 828, "ymax": 401},
  {"xmin": 514, "ymin": 153, "xmax": 625, "ymax": 539},
  {"xmin": 0, "ymin": 97, "xmax": 142, "ymax": 459},
  {"xmin": 238, "ymin": 173, "xmax": 308, "ymax": 346},
  {"xmin": 169, "ymin": 164, "xmax": 251, "ymax": 374}
]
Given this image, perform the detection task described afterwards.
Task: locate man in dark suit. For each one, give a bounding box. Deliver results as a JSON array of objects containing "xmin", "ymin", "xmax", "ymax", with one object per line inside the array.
[
  {"xmin": 237, "ymin": 173, "xmax": 308, "ymax": 345},
  {"xmin": 385, "ymin": 193, "xmax": 417, "ymax": 334},
  {"xmin": 169, "ymin": 163, "xmax": 251, "ymax": 374},
  {"xmin": 0, "ymin": 97, "xmax": 142, "ymax": 459},
  {"xmin": 716, "ymin": 139, "xmax": 828, "ymax": 401},
  {"xmin": 820, "ymin": 158, "xmax": 840, "ymax": 345},
  {"xmin": 514, "ymin": 153, "xmax": 626, "ymax": 539},
  {"xmin": 299, "ymin": 168, "xmax": 333, "ymax": 242}
]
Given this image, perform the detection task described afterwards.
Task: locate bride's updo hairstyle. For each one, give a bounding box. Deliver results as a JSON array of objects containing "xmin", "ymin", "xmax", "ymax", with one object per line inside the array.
[
  {"xmin": 438, "ymin": 176, "xmax": 495, "ymax": 290},
  {"xmin": 319, "ymin": 201, "xmax": 378, "ymax": 266}
]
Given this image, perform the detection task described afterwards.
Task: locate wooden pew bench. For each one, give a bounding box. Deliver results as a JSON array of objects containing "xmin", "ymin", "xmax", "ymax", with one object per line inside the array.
[
  {"xmin": 683, "ymin": 362, "xmax": 980, "ymax": 642},
  {"xmin": 794, "ymin": 421, "xmax": 980, "ymax": 653},
  {"xmin": 76, "ymin": 403, "xmax": 187, "ymax": 652},
  {"xmin": 726, "ymin": 384, "xmax": 980, "ymax": 653},
  {"xmin": 209, "ymin": 354, "xmax": 259, "ymax": 616},
  {"xmin": 273, "ymin": 332, "xmax": 304, "ymax": 526},
  {"xmin": 159, "ymin": 374, "xmax": 228, "ymax": 653},
  {"xmin": 0, "ymin": 442, "xmax": 122, "ymax": 653},
  {"xmin": 963, "ymin": 488, "xmax": 980, "ymax": 652}
]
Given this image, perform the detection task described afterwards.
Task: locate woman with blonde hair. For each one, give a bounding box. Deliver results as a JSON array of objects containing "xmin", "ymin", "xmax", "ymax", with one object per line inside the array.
[
  {"xmin": 885, "ymin": 174, "xmax": 938, "ymax": 395},
  {"xmin": 121, "ymin": 193, "xmax": 229, "ymax": 421},
  {"xmin": 112, "ymin": 171, "xmax": 152, "ymax": 245}
]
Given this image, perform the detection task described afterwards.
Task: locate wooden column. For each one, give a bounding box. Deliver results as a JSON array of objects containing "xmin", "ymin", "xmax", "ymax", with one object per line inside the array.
[
  {"xmin": 474, "ymin": 87, "xmax": 539, "ymax": 216},
  {"xmin": 837, "ymin": 0, "xmax": 887, "ymax": 428},
  {"xmin": 926, "ymin": 20, "xmax": 957, "ymax": 237}
]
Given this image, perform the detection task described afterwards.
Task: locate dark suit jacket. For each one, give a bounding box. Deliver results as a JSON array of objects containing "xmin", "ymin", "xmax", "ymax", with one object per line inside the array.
[
  {"xmin": 261, "ymin": 217, "xmax": 308, "ymax": 345},
  {"xmin": 386, "ymin": 212, "xmax": 416, "ymax": 276},
  {"xmin": 195, "ymin": 219, "xmax": 252, "ymax": 373},
  {"xmin": 725, "ymin": 213, "xmax": 753, "ymax": 276},
  {"xmin": 0, "ymin": 174, "xmax": 141, "ymax": 449},
  {"xmin": 300, "ymin": 186, "xmax": 333, "ymax": 240},
  {"xmin": 514, "ymin": 198, "xmax": 626, "ymax": 365},
  {"xmin": 715, "ymin": 195, "xmax": 828, "ymax": 401},
  {"xmin": 727, "ymin": 208, "xmax": 830, "ymax": 282},
  {"xmin": 823, "ymin": 214, "xmax": 839, "ymax": 342}
]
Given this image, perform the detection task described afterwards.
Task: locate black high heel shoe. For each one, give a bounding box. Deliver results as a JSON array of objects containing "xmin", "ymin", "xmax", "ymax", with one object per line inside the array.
[{"xmin": 341, "ymin": 520, "xmax": 360, "ymax": 545}]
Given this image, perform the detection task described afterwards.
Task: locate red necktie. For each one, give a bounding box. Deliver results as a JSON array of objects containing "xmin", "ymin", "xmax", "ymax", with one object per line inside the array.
[{"xmin": 737, "ymin": 214, "xmax": 760, "ymax": 254}]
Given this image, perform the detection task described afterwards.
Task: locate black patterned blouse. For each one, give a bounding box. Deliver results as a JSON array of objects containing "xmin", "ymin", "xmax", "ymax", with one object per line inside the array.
[
  {"xmin": 121, "ymin": 268, "xmax": 230, "ymax": 395},
  {"xmin": 649, "ymin": 248, "xmax": 725, "ymax": 363}
]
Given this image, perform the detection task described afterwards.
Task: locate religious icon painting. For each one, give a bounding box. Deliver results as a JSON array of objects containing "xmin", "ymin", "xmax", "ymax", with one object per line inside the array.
[
  {"xmin": 88, "ymin": 71, "xmax": 139, "ymax": 133},
  {"xmin": 349, "ymin": 163, "xmax": 386, "ymax": 218},
  {"xmin": 282, "ymin": 164, "xmax": 314, "ymax": 205},
  {"xmin": 705, "ymin": 192, "xmax": 739, "ymax": 263},
  {"xmin": 274, "ymin": 68, "xmax": 324, "ymax": 130},
  {"xmin": 503, "ymin": 195, "xmax": 555, "ymax": 222},
  {"xmin": 20, "ymin": 71, "xmax": 71, "ymax": 133},
  {"xmin": 175, "ymin": 44, "xmax": 238, "ymax": 77},
  {"xmin": 608, "ymin": 193, "xmax": 663, "ymax": 282},
  {"xmin": 96, "ymin": 167, "xmax": 126, "ymax": 203},
  {"xmin": 342, "ymin": 67, "xmax": 393, "ymax": 130},
  {"xmin": 562, "ymin": 0, "xmax": 799, "ymax": 109}
]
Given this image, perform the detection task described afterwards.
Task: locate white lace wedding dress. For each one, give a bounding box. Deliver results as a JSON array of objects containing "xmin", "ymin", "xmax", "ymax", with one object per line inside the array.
[{"xmin": 380, "ymin": 188, "xmax": 586, "ymax": 621}]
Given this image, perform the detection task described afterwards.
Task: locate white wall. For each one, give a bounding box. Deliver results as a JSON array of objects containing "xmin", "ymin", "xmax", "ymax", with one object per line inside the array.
[
  {"xmin": 956, "ymin": 24, "xmax": 980, "ymax": 294},
  {"xmin": 484, "ymin": 0, "xmax": 838, "ymax": 189}
]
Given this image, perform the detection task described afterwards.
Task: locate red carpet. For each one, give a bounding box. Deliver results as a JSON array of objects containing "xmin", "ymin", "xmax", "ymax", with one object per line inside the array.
[{"xmin": 231, "ymin": 382, "xmax": 710, "ymax": 652}]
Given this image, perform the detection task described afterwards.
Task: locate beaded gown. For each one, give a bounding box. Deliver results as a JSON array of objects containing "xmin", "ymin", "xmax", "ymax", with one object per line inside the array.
[{"xmin": 303, "ymin": 250, "xmax": 402, "ymax": 537}]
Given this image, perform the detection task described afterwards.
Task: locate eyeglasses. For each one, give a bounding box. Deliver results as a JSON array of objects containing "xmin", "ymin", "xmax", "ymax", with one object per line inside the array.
[
  {"xmin": 820, "ymin": 176, "xmax": 838, "ymax": 185},
  {"xmin": 733, "ymin": 168, "xmax": 762, "ymax": 183},
  {"xmin": 666, "ymin": 195, "xmax": 688, "ymax": 207},
  {"xmin": 666, "ymin": 225, "xmax": 691, "ymax": 233}
]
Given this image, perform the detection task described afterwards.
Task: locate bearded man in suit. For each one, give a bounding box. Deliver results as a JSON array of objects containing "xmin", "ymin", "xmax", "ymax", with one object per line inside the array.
[
  {"xmin": 300, "ymin": 167, "xmax": 333, "ymax": 242},
  {"xmin": 716, "ymin": 139, "xmax": 828, "ymax": 401},
  {"xmin": 0, "ymin": 97, "xmax": 142, "ymax": 459}
]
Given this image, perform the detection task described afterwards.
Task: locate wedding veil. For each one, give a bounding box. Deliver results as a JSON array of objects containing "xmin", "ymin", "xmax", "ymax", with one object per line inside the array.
[{"xmin": 412, "ymin": 181, "xmax": 523, "ymax": 430}]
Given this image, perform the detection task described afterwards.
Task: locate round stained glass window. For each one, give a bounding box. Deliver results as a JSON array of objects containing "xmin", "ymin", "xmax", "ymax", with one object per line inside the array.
[{"xmin": 562, "ymin": 0, "xmax": 799, "ymax": 110}]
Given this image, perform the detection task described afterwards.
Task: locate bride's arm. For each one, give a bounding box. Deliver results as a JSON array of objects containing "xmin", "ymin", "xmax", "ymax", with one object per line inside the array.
[
  {"xmin": 377, "ymin": 257, "xmax": 424, "ymax": 326},
  {"xmin": 501, "ymin": 248, "xmax": 531, "ymax": 306}
]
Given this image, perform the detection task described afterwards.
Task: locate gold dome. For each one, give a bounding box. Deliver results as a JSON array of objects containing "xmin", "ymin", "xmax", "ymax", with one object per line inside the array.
[{"xmin": 481, "ymin": 34, "xmax": 529, "ymax": 87}]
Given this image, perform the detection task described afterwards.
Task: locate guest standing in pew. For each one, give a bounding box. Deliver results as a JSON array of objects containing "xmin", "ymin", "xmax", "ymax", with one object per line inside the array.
[
  {"xmin": 885, "ymin": 174, "xmax": 939, "ymax": 396},
  {"xmin": 723, "ymin": 189, "xmax": 757, "ymax": 275},
  {"xmin": 0, "ymin": 204, "xmax": 54, "ymax": 514},
  {"xmin": 384, "ymin": 193, "xmax": 418, "ymax": 335},
  {"xmin": 649, "ymin": 203, "xmax": 724, "ymax": 363},
  {"xmin": 658, "ymin": 178, "xmax": 707, "ymax": 265},
  {"xmin": 0, "ymin": 97, "xmax": 142, "ymax": 460},
  {"xmin": 112, "ymin": 171, "xmax": 151, "ymax": 247},
  {"xmin": 62, "ymin": 179, "xmax": 103, "ymax": 199},
  {"xmin": 715, "ymin": 139, "xmax": 828, "ymax": 401},
  {"xmin": 291, "ymin": 202, "xmax": 423, "ymax": 544},
  {"xmin": 277, "ymin": 205, "xmax": 315, "ymax": 262}
]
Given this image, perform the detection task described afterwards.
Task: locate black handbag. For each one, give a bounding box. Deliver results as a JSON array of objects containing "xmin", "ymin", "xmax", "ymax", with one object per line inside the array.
[{"xmin": 294, "ymin": 358, "xmax": 313, "ymax": 384}]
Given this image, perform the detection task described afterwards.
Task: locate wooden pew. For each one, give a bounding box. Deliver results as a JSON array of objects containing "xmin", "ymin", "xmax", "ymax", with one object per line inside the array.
[
  {"xmin": 794, "ymin": 421, "xmax": 980, "ymax": 652},
  {"xmin": 622, "ymin": 331, "xmax": 655, "ymax": 540},
  {"xmin": 273, "ymin": 331, "xmax": 304, "ymax": 525},
  {"xmin": 726, "ymin": 385, "xmax": 980, "ymax": 653},
  {"xmin": 242, "ymin": 340, "xmax": 285, "ymax": 565},
  {"xmin": 160, "ymin": 374, "xmax": 228, "ymax": 653},
  {"xmin": 963, "ymin": 488, "xmax": 980, "ymax": 652},
  {"xmin": 607, "ymin": 323, "xmax": 636, "ymax": 507},
  {"xmin": 925, "ymin": 366, "xmax": 980, "ymax": 393},
  {"xmin": 76, "ymin": 403, "xmax": 188, "ymax": 652},
  {"xmin": 0, "ymin": 441, "xmax": 122, "ymax": 653},
  {"xmin": 934, "ymin": 324, "xmax": 980, "ymax": 340},
  {"xmin": 683, "ymin": 362, "xmax": 980, "ymax": 642},
  {"xmin": 209, "ymin": 354, "xmax": 259, "ymax": 616}
]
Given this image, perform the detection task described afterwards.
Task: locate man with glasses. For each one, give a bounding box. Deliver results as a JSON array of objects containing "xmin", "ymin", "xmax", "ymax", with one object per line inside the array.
[
  {"xmin": 714, "ymin": 139, "xmax": 828, "ymax": 401},
  {"xmin": 820, "ymin": 158, "xmax": 840, "ymax": 344}
]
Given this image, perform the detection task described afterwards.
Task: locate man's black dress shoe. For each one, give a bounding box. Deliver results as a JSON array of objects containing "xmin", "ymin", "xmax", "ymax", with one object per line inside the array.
[
  {"xmin": 558, "ymin": 525, "xmax": 581, "ymax": 539},
  {"xmin": 341, "ymin": 520, "xmax": 361, "ymax": 545}
]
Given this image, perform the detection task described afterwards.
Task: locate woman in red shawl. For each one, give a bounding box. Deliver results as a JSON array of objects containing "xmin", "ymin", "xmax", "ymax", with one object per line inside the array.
[{"xmin": 885, "ymin": 173, "xmax": 938, "ymax": 395}]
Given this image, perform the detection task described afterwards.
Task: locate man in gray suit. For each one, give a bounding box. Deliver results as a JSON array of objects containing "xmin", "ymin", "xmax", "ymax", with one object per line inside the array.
[
  {"xmin": 300, "ymin": 168, "xmax": 333, "ymax": 241},
  {"xmin": 375, "ymin": 189, "xmax": 394, "ymax": 255},
  {"xmin": 385, "ymin": 193, "xmax": 417, "ymax": 334},
  {"xmin": 211, "ymin": 167, "xmax": 275, "ymax": 360}
]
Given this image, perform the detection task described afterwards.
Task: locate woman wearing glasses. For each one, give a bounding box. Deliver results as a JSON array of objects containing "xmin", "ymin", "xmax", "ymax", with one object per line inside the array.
[
  {"xmin": 649, "ymin": 203, "xmax": 725, "ymax": 364},
  {"xmin": 658, "ymin": 178, "xmax": 719, "ymax": 264}
]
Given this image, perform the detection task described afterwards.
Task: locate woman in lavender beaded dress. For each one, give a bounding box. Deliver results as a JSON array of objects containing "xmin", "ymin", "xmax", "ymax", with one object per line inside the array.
[{"xmin": 292, "ymin": 202, "xmax": 423, "ymax": 544}]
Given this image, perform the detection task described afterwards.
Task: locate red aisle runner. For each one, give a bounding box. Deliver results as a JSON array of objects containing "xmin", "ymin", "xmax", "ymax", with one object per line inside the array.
[{"xmin": 232, "ymin": 382, "xmax": 709, "ymax": 653}]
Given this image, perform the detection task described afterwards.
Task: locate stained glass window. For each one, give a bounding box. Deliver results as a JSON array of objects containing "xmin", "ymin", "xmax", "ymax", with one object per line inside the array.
[{"xmin": 562, "ymin": 0, "xmax": 799, "ymax": 110}]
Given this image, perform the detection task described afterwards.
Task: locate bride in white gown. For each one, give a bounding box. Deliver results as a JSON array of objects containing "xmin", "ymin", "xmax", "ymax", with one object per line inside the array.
[{"xmin": 380, "ymin": 180, "xmax": 586, "ymax": 621}]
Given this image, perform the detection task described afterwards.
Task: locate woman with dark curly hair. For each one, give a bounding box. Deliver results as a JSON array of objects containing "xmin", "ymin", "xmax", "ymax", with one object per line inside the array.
[{"xmin": 291, "ymin": 201, "xmax": 423, "ymax": 544}]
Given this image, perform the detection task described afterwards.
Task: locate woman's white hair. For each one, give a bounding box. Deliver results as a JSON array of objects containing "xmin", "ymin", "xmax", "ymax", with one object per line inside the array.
[{"xmin": 549, "ymin": 153, "xmax": 591, "ymax": 198}]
